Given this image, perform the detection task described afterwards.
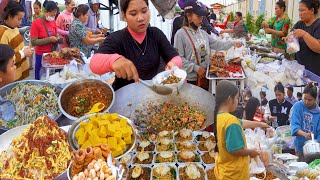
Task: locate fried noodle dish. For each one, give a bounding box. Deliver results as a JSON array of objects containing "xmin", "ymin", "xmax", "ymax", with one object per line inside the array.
[
  {"xmin": 161, "ymin": 75, "xmax": 181, "ymax": 84},
  {"xmin": 0, "ymin": 83, "xmax": 60, "ymax": 129},
  {"xmin": 67, "ymin": 86, "xmax": 113, "ymax": 117},
  {"xmin": 0, "ymin": 116, "xmax": 73, "ymax": 179},
  {"xmin": 136, "ymin": 102, "xmax": 206, "ymax": 132}
]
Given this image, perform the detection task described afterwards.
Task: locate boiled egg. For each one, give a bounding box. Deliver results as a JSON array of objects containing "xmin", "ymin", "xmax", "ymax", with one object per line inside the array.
[
  {"xmin": 186, "ymin": 164, "xmax": 201, "ymax": 179},
  {"xmin": 180, "ymin": 150, "xmax": 195, "ymax": 159},
  {"xmin": 159, "ymin": 151, "xmax": 174, "ymax": 159},
  {"xmin": 137, "ymin": 152, "xmax": 149, "ymax": 162},
  {"xmin": 155, "ymin": 165, "xmax": 171, "ymax": 176},
  {"xmin": 132, "ymin": 166, "xmax": 143, "ymax": 178}
]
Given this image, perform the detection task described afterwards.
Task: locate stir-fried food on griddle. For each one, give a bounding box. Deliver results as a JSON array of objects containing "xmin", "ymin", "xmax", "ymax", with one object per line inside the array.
[
  {"xmin": 0, "ymin": 83, "xmax": 60, "ymax": 128},
  {"xmin": 143, "ymin": 103, "xmax": 206, "ymax": 132},
  {"xmin": 161, "ymin": 75, "xmax": 182, "ymax": 84},
  {"xmin": 66, "ymin": 86, "xmax": 112, "ymax": 117}
]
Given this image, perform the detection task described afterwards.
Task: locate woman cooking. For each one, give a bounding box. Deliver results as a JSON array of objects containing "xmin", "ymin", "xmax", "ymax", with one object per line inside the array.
[
  {"xmin": 90, "ymin": 0, "xmax": 182, "ymax": 90},
  {"xmin": 290, "ymin": 82, "xmax": 320, "ymax": 162},
  {"xmin": 262, "ymin": 0, "xmax": 290, "ymax": 54},
  {"xmin": 174, "ymin": 0, "xmax": 240, "ymax": 86},
  {"xmin": 220, "ymin": 12, "xmax": 248, "ymax": 40},
  {"xmin": 287, "ymin": 0, "xmax": 320, "ymax": 76}
]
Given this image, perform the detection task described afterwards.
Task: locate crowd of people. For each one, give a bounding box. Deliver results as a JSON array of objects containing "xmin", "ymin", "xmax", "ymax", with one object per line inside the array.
[{"xmin": 0, "ymin": 0, "xmax": 319, "ymax": 179}]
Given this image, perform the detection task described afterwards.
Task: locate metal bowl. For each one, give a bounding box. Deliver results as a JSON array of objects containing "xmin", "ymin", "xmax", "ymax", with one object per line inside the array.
[
  {"xmin": 58, "ymin": 79, "xmax": 115, "ymax": 121},
  {"xmin": 0, "ymin": 80, "xmax": 62, "ymax": 131},
  {"xmin": 67, "ymin": 113, "xmax": 137, "ymax": 160}
]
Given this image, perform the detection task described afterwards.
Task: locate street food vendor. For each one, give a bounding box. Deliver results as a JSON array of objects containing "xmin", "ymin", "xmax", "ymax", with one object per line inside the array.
[
  {"xmin": 290, "ymin": 82, "xmax": 320, "ymax": 161},
  {"xmin": 264, "ymin": 82, "xmax": 293, "ymax": 128},
  {"xmin": 289, "ymin": 0, "xmax": 320, "ymax": 76},
  {"xmin": 220, "ymin": 12, "xmax": 249, "ymax": 40},
  {"xmin": 213, "ymin": 80, "xmax": 269, "ymax": 179},
  {"xmin": 262, "ymin": 0, "xmax": 290, "ymax": 54},
  {"xmin": 90, "ymin": 0, "xmax": 182, "ymax": 90},
  {"xmin": 173, "ymin": 0, "xmax": 240, "ymax": 85}
]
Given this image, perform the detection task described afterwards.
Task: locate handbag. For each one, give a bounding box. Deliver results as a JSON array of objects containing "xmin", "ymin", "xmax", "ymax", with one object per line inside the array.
[
  {"xmin": 40, "ymin": 17, "xmax": 59, "ymax": 51},
  {"xmin": 182, "ymin": 27, "xmax": 209, "ymax": 89}
]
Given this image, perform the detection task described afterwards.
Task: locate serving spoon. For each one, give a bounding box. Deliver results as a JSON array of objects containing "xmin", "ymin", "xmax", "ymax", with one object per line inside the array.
[{"xmin": 139, "ymin": 79, "xmax": 173, "ymax": 95}]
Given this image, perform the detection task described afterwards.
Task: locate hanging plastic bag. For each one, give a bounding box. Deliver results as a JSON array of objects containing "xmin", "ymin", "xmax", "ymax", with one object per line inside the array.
[
  {"xmin": 286, "ymin": 32, "xmax": 300, "ymax": 54},
  {"xmin": 250, "ymin": 156, "xmax": 266, "ymax": 174}
]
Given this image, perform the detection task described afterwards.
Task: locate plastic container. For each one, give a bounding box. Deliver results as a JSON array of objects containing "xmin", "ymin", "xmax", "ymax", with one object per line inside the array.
[
  {"xmin": 176, "ymin": 140, "xmax": 197, "ymax": 151},
  {"xmin": 132, "ymin": 151, "xmax": 154, "ymax": 165},
  {"xmin": 153, "ymin": 151, "xmax": 177, "ymax": 164},
  {"xmin": 200, "ymin": 151, "xmax": 216, "ymax": 165},
  {"xmin": 193, "ymin": 131, "xmax": 215, "ymax": 143},
  {"xmin": 205, "ymin": 164, "xmax": 216, "ymax": 180},
  {"xmin": 128, "ymin": 164, "xmax": 152, "ymax": 180},
  {"xmin": 176, "ymin": 150, "xmax": 202, "ymax": 164},
  {"xmin": 174, "ymin": 129, "xmax": 194, "ymax": 142},
  {"xmin": 155, "ymin": 139, "xmax": 176, "ymax": 152},
  {"xmin": 152, "ymin": 163, "xmax": 178, "ymax": 180},
  {"xmin": 177, "ymin": 163, "xmax": 206, "ymax": 180}
]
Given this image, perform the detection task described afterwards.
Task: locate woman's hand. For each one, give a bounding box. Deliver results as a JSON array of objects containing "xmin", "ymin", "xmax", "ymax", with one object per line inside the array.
[
  {"xmin": 165, "ymin": 62, "xmax": 176, "ymax": 71},
  {"xmin": 303, "ymin": 132, "xmax": 312, "ymax": 140},
  {"xmin": 111, "ymin": 58, "xmax": 139, "ymax": 81},
  {"xmin": 49, "ymin": 36, "xmax": 59, "ymax": 43},
  {"xmin": 23, "ymin": 47, "xmax": 34, "ymax": 57},
  {"xmin": 264, "ymin": 28, "xmax": 272, "ymax": 34},
  {"xmin": 198, "ymin": 67, "xmax": 206, "ymax": 79},
  {"xmin": 293, "ymin": 29, "xmax": 307, "ymax": 38},
  {"xmin": 248, "ymin": 149, "xmax": 260, "ymax": 158},
  {"xmin": 261, "ymin": 21, "xmax": 269, "ymax": 28}
]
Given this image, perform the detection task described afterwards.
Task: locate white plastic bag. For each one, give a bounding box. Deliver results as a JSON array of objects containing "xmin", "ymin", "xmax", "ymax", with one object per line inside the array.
[
  {"xmin": 287, "ymin": 33, "xmax": 300, "ymax": 54},
  {"xmin": 250, "ymin": 156, "xmax": 266, "ymax": 174}
]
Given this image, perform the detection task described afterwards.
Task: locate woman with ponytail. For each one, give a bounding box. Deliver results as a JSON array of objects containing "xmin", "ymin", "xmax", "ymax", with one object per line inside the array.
[
  {"xmin": 214, "ymin": 80, "xmax": 269, "ymax": 179},
  {"xmin": 290, "ymin": 82, "xmax": 320, "ymax": 162}
]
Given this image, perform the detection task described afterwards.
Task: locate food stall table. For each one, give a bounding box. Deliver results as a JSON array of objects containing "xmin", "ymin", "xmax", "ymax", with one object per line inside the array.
[{"xmin": 266, "ymin": 165, "xmax": 290, "ymax": 180}]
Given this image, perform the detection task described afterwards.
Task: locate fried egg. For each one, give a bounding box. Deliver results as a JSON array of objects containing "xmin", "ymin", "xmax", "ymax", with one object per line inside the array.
[
  {"xmin": 180, "ymin": 150, "xmax": 195, "ymax": 159},
  {"xmin": 132, "ymin": 166, "xmax": 143, "ymax": 178},
  {"xmin": 139, "ymin": 140, "xmax": 151, "ymax": 148},
  {"xmin": 205, "ymin": 140, "xmax": 215, "ymax": 151},
  {"xmin": 159, "ymin": 131, "xmax": 169, "ymax": 137},
  {"xmin": 181, "ymin": 140, "xmax": 193, "ymax": 147},
  {"xmin": 159, "ymin": 151, "xmax": 174, "ymax": 159},
  {"xmin": 180, "ymin": 128, "xmax": 192, "ymax": 138},
  {"xmin": 185, "ymin": 164, "xmax": 201, "ymax": 179},
  {"xmin": 137, "ymin": 152, "xmax": 149, "ymax": 162},
  {"xmin": 155, "ymin": 165, "xmax": 171, "ymax": 176},
  {"xmin": 160, "ymin": 138, "xmax": 171, "ymax": 145}
]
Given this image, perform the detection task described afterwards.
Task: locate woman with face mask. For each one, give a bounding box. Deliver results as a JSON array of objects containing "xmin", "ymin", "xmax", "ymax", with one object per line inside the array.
[
  {"xmin": 0, "ymin": 1, "xmax": 33, "ymax": 81},
  {"xmin": 174, "ymin": 0, "xmax": 240, "ymax": 86},
  {"xmin": 30, "ymin": 1, "xmax": 60, "ymax": 80},
  {"xmin": 261, "ymin": 0, "xmax": 291, "ymax": 54},
  {"xmin": 56, "ymin": 0, "xmax": 76, "ymax": 48},
  {"xmin": 89, "ymin": 0, "xmax": 182, "ymax": 90}
]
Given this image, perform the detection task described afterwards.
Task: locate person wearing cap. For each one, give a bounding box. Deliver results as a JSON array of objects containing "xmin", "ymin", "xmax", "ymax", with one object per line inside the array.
[
  {"xmin": 84, "ymin": 0, "xmax": 102, "ymax": 34},
  {"xmin": 174, "ymin": 0, "xmax": 240, "ymax": 86},
  {"xmin": 30, "ymin": 0, "xmax": 60, "ymax": 80},
  {"xmin": 89, "ymin": 0, "xmax": 182, "ymax": 90}
]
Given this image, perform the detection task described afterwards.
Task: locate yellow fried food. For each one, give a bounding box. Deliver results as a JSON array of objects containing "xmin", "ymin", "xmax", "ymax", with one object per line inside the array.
[{"xmin": 76, "ymin": 113, "xmax": 133, "ymax": 157}]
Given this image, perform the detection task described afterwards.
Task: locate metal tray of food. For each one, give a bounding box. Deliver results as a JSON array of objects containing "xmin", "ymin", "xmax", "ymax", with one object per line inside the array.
[
  {"xmin": 206, "ymin": 63, "xmax": 247, "ymax": 80},
  {"xmin": 0, "ymin": 80, "xmax": 62, "ymax": 131}
]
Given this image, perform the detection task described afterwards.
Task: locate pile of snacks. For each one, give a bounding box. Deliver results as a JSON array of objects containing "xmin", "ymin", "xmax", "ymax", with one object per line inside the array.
[{"xmin": 75, "ymin": 113, "xmax": 134, "ymax": 157}]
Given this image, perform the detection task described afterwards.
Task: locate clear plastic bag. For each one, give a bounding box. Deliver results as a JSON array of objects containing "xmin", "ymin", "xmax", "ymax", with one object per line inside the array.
[
  {"xmin": 250, "ymin": 156, "xmax": 266, "ymax": 174},
  {"xmin": 287, "ymin": 32, "xmax": 300, "ymax": 54}
]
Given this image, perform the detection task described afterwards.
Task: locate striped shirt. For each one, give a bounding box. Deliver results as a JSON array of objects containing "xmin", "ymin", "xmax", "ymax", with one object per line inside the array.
[{"xmin": 0, "ymin": 25, "xmax": 30, "ymax": 81}]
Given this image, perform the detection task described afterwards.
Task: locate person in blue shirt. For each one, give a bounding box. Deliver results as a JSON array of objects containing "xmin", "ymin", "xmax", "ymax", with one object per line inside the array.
[{"xmin": 290, "ymin": 82, "xmax": 320, "ymax": 161}]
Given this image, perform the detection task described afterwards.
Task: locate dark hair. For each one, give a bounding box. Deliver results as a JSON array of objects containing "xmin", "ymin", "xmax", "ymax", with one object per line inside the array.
[
  {"xmin": 276, "ymin": 0, "xmax": 286, "ymax": 12},
  {"xmin": 0, "ymin": 44, "xmax": 14, "ymax": 73},
  {"xmin": 297, "ymin": 92, "xmax": 303, "ymax": 97},
  {"xmin": 246, "ymin": 90, "xmax": 252, "ymax": 98},
  {"xmin": 65, "ymin": 0, "xmax": 73, "ymax": 5},
  {"xmin": 235, "ymin": 12, "xmax": 242, "ymax": 18},
  {"xmin": 214, "ymin": 80, "xmax": 239, "ymax": 152},
  {"xmin": 183, "ymin": 14, "xmax": 190, "ymax": 26},
  {"xmin": 303, "ymin": 82, "xmax": 318, "ymax": 99},
  {"xmin": 245, "ymin": 97, "xmax": 260, "ymax": 121},
  {"xmin": 43, "ymin": 0, "xmax": 58, "ymax": 12},
  {"xmin": 34, "ymin": 0, "xmax": 42, "ymax": 8},
  {"xmin": 2, "ymin": 1, "xmax": 24, "ymax": 20},
  {"xmin": 287, "ymin": 87, "xmax": 294, "ymax": 92},
  {"xmin": 260, "ymin": 91, "xmax": 266, "ymax": 97},
  {"xmin": 74, "ymin": 4, "xmax": 90, "ymax": 18},
  {"xmin": 274, "ymin": 82, "xmax": 285, "ymax": 94},
  {"xmin": 300, "ymin": 0, "xmax": 320, "ymax": 15},
  {"xmin": 120, "ymin": 0, "xmax": 149, "ymax": 13}
]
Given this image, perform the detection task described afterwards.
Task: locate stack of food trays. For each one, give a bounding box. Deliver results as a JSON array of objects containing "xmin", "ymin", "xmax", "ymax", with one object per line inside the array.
[{"xmin": 118, "ymin": 129, "xmax": 217, "ymax": 180}]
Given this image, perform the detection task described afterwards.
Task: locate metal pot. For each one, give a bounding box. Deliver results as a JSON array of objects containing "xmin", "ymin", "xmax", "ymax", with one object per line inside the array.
[{"xmin": 303, "ymin": 134, "xmax": 320, "ymax": 160}]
